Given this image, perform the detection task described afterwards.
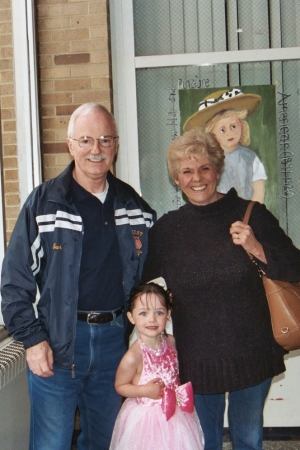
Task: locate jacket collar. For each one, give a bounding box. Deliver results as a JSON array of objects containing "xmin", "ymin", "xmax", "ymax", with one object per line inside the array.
[
  {"xmin": 46, "ymin": 161, "xmax": 74, "ymax": 205},
  {"xmin": 47, "ymin": 161, "xmax": 133, "ymax": 205},
  {"xmin": 106, "ymin": 171, "xmax": 134, "ymax": 203}
]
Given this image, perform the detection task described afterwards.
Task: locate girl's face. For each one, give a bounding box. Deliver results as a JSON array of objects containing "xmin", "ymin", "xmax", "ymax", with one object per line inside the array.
[
  {"xmin": 127, "ymin": 293, "xmax": 170, "ymax": 339},
  {"xmin": 211, "ymin": 114, "xmax": 242, "ymax": 153}
]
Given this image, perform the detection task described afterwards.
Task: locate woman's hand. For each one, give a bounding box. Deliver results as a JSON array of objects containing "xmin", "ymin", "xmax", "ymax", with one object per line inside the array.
[{"xmin": 230, "ymin": 221, "xmax": 267, "ymax": 264}]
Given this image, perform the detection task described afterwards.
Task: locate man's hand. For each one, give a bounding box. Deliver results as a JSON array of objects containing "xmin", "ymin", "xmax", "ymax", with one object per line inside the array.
[{"xmin": 26, "ymin": 340, "xmax": 54, "ymax": 377}]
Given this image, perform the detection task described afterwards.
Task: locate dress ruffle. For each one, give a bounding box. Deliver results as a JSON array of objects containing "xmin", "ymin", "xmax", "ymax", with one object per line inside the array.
[{"xmin": 110, "ymin": 397, "xmax": 204, "ymax": 450}]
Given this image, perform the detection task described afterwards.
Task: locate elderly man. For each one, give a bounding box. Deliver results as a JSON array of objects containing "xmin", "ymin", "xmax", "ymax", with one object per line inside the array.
[{"xmin": 1, "ymin": 103, "xmax": 156, "ymax": 450}]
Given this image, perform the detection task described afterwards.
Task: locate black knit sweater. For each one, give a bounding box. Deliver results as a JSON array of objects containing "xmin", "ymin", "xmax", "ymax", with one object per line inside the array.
[{"xmin": 142, "ymin": 189, "xmax": 300, "ymax": 394}]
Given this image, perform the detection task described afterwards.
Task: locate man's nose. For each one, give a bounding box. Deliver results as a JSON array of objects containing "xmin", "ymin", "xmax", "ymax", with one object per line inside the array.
[{"xmin": 91, "ymin": 139, "xmax": 101, "ymax": 152}]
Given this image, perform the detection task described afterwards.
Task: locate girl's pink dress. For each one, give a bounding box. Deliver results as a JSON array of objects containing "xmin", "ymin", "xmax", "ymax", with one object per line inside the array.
[{"xmin": 109, "ymin": 337, "xmax": 204, "ymax": 449}]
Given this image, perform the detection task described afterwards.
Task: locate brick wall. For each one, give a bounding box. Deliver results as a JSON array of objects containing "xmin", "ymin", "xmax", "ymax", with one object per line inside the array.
[
  {"xmin": 0, "ymin": 0, "xmax": 19, "ymax": 242},
  {"xmin": 37, "ymin": 0, "xmax": 112, "ymax": 181},
  {"xmin": 0, "ymin": 0, "xmax": 112, "ymax": 242}
]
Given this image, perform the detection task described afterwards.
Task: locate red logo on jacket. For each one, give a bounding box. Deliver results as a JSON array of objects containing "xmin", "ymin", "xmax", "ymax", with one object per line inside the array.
[{"xmin": 132, "ymin": 230, "xmax": 143, "ymax": 256}]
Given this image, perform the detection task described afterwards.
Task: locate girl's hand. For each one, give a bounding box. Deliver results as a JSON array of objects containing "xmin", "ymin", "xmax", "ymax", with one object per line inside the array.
[
  {"xmin": 144, "ymin": 378, "xmax": 165, "ymax": 399},
  {"xmin": 230, "ymin": 220, "xmax": 267, "ymax": 264}
]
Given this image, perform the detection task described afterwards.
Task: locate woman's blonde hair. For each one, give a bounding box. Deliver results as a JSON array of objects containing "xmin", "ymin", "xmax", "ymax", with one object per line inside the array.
[
  {"xmin": 205, "ymin": 109, "xmax": 250, "ymax": 147},
  {"xmin": 167, "ymin": 128, "xmax": 225, "ymax": 181}
]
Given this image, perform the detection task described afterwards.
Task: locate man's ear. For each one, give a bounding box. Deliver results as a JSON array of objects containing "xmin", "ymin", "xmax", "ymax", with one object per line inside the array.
[
  {"xmin": 167, "ymin": 310, "xmax": 171, "ymax": 319},
  {"xmin": 67, "ymin": 139, "xmax": 74, "ymax": 157},
  {"xmin": 127, "ymin": 311, "xmax": 135, "ymax": 325},
  {"xmin": 115, "ymin": 140, "xmax": 119, "ymax": 155}
]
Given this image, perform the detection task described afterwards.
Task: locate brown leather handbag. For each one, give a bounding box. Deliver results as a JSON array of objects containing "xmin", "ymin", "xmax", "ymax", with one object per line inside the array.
[{"xmin": 243, "ymin": 201, "xmax": 300, "ymax": 351}]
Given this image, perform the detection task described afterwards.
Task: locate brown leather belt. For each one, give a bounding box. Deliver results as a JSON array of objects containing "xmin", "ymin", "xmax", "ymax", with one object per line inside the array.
[{"xmin": 77, "ymin": 307, "xmax": 123, "ymax": 324}]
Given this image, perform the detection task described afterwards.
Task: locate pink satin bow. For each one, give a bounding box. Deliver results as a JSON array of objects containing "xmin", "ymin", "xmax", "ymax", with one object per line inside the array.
[{"xmin": 161, "ymin": 381, "xmax": 194, "ymax": 420}]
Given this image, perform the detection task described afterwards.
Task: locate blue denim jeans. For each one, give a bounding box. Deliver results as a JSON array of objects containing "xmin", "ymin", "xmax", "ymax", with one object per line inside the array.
[
  {"xmin": 27, "ymin": 312, "xmax": 126, "ymax": 450},
  {"xmin": 194, "ymin": 378, "xmax": 272, "ymax": 450}
]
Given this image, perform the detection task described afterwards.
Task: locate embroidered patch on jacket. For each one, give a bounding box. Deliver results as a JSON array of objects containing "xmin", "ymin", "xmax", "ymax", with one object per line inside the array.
[
  {"xmin": 132, "ymin": 230, "xmax": 143, "ymax": 256},
  {"xmin": 52, "ymin": 243, "xmax": 62, "ymax": 250}
]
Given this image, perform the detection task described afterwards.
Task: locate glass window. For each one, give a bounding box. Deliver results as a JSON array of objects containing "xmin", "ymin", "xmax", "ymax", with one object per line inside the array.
[
  {"xmin": 130, "ymin": 1, "xmax": 300, "ymax": 248},
  {"xmin": 133, "ymin": 0, "xmax": 300, "ymax": 56}
]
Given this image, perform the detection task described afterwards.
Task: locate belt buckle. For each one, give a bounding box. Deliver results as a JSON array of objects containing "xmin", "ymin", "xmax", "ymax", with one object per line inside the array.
[{"xmin": 87, "ymin": 312, "xmax": 100, "ymax": 325}]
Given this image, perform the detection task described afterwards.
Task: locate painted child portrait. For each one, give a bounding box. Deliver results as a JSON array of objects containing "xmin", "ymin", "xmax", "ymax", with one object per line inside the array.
[{"xmin": 183, "ymin": 88, "xmax": 267, "ymax": 203}]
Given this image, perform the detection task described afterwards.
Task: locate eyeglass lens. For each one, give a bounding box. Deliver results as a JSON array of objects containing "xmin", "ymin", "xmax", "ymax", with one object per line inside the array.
[{"xmin": 78, "ymin": 136, "xmax": 116, "ymax": 148}]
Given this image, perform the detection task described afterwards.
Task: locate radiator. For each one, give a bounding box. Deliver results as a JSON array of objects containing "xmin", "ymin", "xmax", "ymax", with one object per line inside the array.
[{"xmin": 0, "ymin": 337, "xmax": 30, "ymax": 450}]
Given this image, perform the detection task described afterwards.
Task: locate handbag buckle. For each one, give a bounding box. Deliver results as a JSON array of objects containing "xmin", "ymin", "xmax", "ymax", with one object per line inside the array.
[{"xmin": 281, "ymin": 327, "xmax": 290, "ymax": 335}]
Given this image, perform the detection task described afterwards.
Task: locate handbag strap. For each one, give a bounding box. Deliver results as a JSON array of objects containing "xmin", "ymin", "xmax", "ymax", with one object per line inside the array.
[
  {"xmin": 242, "ymin": 201, "xmax": 266, "ymax": 279},
  {"xmin": 243, "ymin": 201, "xmax": 256, "ymax": 226}
]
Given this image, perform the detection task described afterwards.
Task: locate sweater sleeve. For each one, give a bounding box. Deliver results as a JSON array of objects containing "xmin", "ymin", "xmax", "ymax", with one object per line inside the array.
[
  {"xmin": 249, "ymin": 202, "xmax": 300, "ymax": 282},
  {"xmin": 1, "ymin": 202, "xmax": 49, "ymax": 348}
]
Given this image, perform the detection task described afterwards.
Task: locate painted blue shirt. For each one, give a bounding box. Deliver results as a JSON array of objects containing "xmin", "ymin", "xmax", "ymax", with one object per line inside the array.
[{"xmin": 217, "ymin": 145, "xmax": 267, "ymax": 200}]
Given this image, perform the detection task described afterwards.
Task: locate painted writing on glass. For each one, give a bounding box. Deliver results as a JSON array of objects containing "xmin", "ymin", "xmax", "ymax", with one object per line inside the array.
[
  {"xmin": 178, "ymin": 75, "xmax": 209, "ymax": 90},
  {"xmin": 166, "ymin": 88, "xmax": 181, "ymax": 209},
  {"xmin": 278, "ymin": 92, "xmax": 293, "ymax": 199},
  {"xmin": 166, "ymin": 88, "xmax": 178, "ymax": 140}
]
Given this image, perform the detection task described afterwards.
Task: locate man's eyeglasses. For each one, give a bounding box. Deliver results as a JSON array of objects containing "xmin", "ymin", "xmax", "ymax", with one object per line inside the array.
[{"xmin": 71, "ymin": 136, "xmax": 118, "ymax": 149}]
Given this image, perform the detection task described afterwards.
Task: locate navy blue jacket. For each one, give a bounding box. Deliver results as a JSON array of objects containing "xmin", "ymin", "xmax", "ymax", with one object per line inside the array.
[{"xmin": 1, "ymin": 162, "xmax": 156, "ymax": 368}]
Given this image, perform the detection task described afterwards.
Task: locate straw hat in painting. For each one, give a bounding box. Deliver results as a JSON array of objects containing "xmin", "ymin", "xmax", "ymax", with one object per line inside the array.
[{"xmin": 183, "ymin": 88, "xmax": 262, "ymax": 131}]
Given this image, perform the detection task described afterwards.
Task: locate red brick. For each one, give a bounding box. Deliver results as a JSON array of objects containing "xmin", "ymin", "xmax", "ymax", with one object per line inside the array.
[
  {"xmin": 42, "ymin": 142, "xmax": 69, "ymax": 153},
  {"xmin": 54, "ymin": 53, "xmax": 90, "ymax": 65},
  {"xmin": 56, "ymin": 104, "xmax": 81, "ymax": 116},
  {"xmin": 55, "ymin": 78, "xmax": 91, "ymax": 91}
]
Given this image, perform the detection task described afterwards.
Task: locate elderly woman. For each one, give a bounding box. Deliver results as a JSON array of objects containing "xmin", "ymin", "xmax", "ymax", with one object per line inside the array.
[{"xmin": 142, "ymin": 128, "xmax": 300, "ymax": 450}]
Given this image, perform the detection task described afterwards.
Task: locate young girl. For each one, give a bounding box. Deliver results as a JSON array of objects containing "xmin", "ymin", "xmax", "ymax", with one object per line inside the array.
[
  {"xmin": 205, "ymin": 108, "xmax": 267, "ymax": 203},
  {"xmin": 109, "ymin": 282, "xmax": 204, "ymax": 450},
  {"xmin": 183, "ymin": 88, "xmax": 267, "ymax": 203}
]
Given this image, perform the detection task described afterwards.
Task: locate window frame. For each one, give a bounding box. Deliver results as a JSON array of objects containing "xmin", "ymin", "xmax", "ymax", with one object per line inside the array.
[
  {"xmin": 11, "ymin": 0, "xmax": 42, "ymax": 205},
  {"xmin": 0, "ymin": 0, "xmax": 41, "ymax": 325}
]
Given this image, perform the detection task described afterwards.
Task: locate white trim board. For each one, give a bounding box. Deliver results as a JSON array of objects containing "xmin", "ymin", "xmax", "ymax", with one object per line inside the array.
[{"xmin": 135, "ymin": 47, "xmax": 300, "ymax": 69}]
